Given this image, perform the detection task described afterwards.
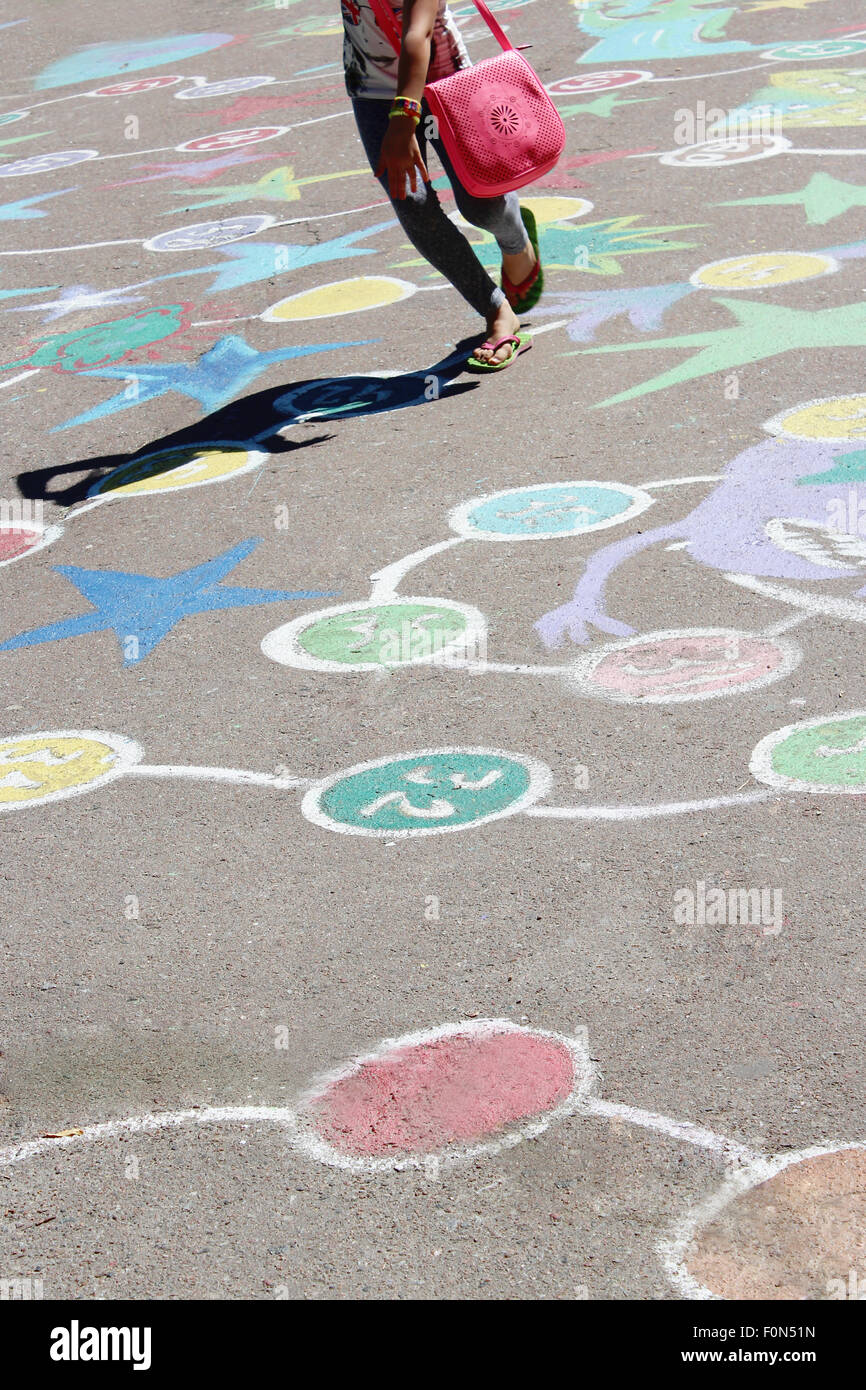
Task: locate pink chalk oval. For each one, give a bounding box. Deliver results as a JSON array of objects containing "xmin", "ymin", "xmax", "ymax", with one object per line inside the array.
[{"xmin": 305, "ymin": 1028, "xmax": 575, "ymax": 1157}]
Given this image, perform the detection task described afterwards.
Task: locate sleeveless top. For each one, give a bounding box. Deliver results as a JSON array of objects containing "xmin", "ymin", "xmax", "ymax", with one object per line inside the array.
[{"xmin": 342, "ymin": 0, "xmax": 470, "ymax": 99}]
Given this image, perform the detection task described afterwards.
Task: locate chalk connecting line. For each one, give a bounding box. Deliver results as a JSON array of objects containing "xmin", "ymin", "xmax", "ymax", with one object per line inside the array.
[{"xmin": 0, "ymin": 1015, "xmax": 860, "ymax": 1299}]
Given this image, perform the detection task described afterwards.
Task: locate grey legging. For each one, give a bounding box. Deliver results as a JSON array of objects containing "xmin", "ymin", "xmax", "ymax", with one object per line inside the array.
[{"xmin": 351, "ymin": 95, "xmax": 527, "ymax": 319}]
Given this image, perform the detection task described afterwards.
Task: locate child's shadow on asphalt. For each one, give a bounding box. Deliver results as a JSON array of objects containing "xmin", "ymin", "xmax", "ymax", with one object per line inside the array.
[{"xmin": 16, "ymin": 342, "xmax": 481, "ymax": 506}]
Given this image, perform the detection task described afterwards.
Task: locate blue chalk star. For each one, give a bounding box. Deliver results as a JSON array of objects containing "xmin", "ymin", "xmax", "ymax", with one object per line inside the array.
[
  {"xmin": 54, "ymin": 333, "xmax": 374, "ymax": 430},
  {"xmin": 0, "ymin": 187, "xmax": 73, "ymax": 220},
  {"xmin": 192, "ymin": 221, "xmax": 395, "ymax": 294},
  {"xmin": 0, "ymin": 538, "xmax": 336, "ymax": 664}
]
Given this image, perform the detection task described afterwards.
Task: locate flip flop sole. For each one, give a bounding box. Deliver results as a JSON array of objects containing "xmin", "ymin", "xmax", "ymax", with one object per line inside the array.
[{"xmin": 465, "ymin": 335, "xmax": 533, "ymax": 373}]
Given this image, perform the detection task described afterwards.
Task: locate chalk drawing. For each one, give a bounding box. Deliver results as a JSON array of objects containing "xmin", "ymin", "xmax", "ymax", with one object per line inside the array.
[
  {"xmin": 294, "ymin": 1020, "xmax": 592, "ymax": 1171},
  {"xmin": 662, "ymin": 1143, "xmax": 866, "ymax": 1300},
  {"xmin": 174, "ymin": 126, "xmax": 287, "ymax": 154},
  {"xmin": 449, "ymin": 481, "xmax": 654, "ymax": 540},
  {"xmin": 568, "ymin": 629, "xmax": 802, "ymax": 703},
  {"xmin": 659, "ymin": 133, "xmax": 792, "ymax": 166},
  {"xmin": 33, "ymin": 34, "xmax": 236, "ymax": 90},
  {"xmin": 689, "ymin": 250, "xmax": 838, "ymax": 288},
  {"xmin": 0, "ymin": 540, "xmax": 337, "ymax": 666},
  {"xmin": 547, "ymin": 70, "xmax": 653, "ymax": 95},
  {"xmin": 86, "ymin": 76, "xmax": 184, "ymax": 96},
  {"xmin": 261, "ymin": 275, "xmax": 418, "ymax": 321},
  {"xmin": 143, "ymin": 215, "xmax": 278, "ymax": 252},
  {"xmin": 55, "ymin": 334, "xmax": 372, "ymax": 430},
  {"xmin": 262, "ymin": 597, "xmax": 485, "ymax": 672},
  {"xmin": 0, "ymin": 518, "xmax": 64, "ymax": 568},
  {"xmin": 175, "ymin": 77, "xmax": 277, "ymax": 99},
  {"xmin": 87, "ymin": 443, "xmax": 270, "ymax": 498},
  {"xmin": 751, "ymin": 710, "xmax": 866, "ymax": 793},
  {"xmin": 536, "ymin": 404, "xmax": 866, "ymax": 646},
  {"xmin": 301, "ymin": 748, "xmax": 553, "ymax": 837},
  {"xmin": 0, "ymin": 149, "xmax": 98, "ymax": 177},
  {"xmin": 0, "ymin": 730, "xmax": 142, "ymax": 812},
  {"xmin": 721, "ymin": 173, "xmax": 866, "ymax": 224}
]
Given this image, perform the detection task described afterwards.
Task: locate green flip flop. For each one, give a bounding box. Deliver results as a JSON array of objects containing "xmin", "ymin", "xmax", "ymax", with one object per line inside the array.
[
  {"xmin": 501, "ymin": 205, "xmax": 544, "ymax": 314},
  {"xmin": 465, "ymin": 332, "xmax": 532, "ymax": 373}
]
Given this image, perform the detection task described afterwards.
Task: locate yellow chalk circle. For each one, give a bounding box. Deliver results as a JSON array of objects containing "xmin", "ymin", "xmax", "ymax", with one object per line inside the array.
[
  {"xmin": 0, "ymin": 730, "xmax": 142, "ymax": 812},
  {"xmin": 765, "ymin": 395, "xmax": 866, "ymax": 442},
  {"xmin": 262, "ymin": 276, "xmax": 418, "ymax": 322},
  {"xmin": 519, "ymin": 197, "xmax": 593, "ymax": 224},
  {"xmin": 690, "ymin": 251, "xmax": 838, "ymax": 290},
  {"xmin": 89, "ymin": 444, "xmax": 267, "ymax": 497}
]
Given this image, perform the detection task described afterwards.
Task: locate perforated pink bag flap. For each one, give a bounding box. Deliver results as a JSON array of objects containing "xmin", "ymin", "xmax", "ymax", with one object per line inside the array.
[{"xmin": 367, "ymin": 0, "xmax": 565, "ymax": 198}]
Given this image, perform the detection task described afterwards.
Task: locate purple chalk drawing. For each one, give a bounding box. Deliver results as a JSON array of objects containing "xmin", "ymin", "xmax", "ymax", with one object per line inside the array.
[
  {"xmin": 534, "ymin": 281, "xmax": 696, "ymax": 344},
  {"xmin": 536, "ymin": 437, "xmax": 866, "ymax": 647}
]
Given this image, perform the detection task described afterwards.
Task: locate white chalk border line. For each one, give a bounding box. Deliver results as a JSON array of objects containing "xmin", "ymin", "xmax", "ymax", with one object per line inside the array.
[{"xmin": 658, "ymin": 1140, "xmax": 866, "ymax": 1301}]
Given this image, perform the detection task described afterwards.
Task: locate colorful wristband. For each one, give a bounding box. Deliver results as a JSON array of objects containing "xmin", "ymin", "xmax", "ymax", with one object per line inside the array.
[{"xmin": 389, "ymin": 96, "xmax": 422, "ymax": 119}]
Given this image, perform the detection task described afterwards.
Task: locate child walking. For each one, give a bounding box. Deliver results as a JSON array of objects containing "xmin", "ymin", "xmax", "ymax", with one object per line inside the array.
[{"xmin": 341, "ymin": 0, "xmax": 543, "ymax": 370}]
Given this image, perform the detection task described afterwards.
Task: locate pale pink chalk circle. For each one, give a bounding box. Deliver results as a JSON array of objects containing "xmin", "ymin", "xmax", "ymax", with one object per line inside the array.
[
  {"xmin": 573, "ymin": 632, "xmax": 794, "ymax": 703},
  {"xmin": 306, "ymin": 1028, "xmax": 575, "ymax": 1157}
]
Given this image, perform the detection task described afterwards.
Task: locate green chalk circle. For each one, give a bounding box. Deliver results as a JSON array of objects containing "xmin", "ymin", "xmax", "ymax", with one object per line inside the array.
[
  {"xmin": 751, "ymin": 711, "xmax": 866, "ymax": 793},
  {"xmin": 262, "ymin": 598, "xmax": 486, "ymax": 672}
]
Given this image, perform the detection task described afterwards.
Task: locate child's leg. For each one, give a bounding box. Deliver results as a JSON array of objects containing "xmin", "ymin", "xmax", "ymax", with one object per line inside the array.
[
  {"xmin": 433, "ymin": 134, "xmax": 528, "ymax": 258},
  {"xmin": 351, "ymin": 96, "xmax": 506, "ymax": 320}
]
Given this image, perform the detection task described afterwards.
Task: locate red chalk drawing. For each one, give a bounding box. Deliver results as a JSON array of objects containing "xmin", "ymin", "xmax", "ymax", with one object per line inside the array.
[
  {"xmin": 304, "ymin": 1024, "xmax": 575, "ymax": 1158},
  {"xmin": 88, "ymin": 77, "xmax": 183, "ymax": 96},
  {"xmin": 0, "ymin": 527, "xmax": 41, "ymax": 563}
]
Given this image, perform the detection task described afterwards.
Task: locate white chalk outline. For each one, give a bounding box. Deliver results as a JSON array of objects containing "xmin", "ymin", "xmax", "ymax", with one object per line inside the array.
[
  {"xmin": 261, "ymin": 596, "xmax": 486, "ymax": 673},
  {"xmin": 173, "ymin": 125, "xmax": 288, "ymax": 154},
  {"xmin": 292, "ymin": 1018, "xmax": 596, "ymax": 1173},
  {"xmin": 84, "ymin": 76, "xmax": 185, "ymax": 97},
  {"xmin": 261, "ymin": 275, "xmax": 418, "ymax": 323},
  {"xmin": 726, "ymin": 572, "xmax": 866, "ymax": 626},
  {"xmin": 448, "ymin": 480, "xmax": 654, "ymax": 542},
  {"xmin": 174, "ymin": 76, "xmax": 276, "ymax": 100},
  {"xmin": 527, "ymin": 789, "xmax": 777, "ymax": 822},
  {"xmin": 142, "ymin": 213, "xmax": 278, "ymax": 253},
  {"xmin": 689, "ymin": 250, "xmax": 839, "ymax": 290},
  {"xmin": 0, "ymin": 1106, "xmax": 298, "ymax": 1172},
  {"xmin": 761, "ymin": 38, "xmax": 866, "ymax": 62},
  {"xmin": 301, "ymin": 746, "xmax": 553, "ymax": 838},
  {"xmin": 567, "ymin": 627, "xmax": 803, "ymax": 706},
  {"xmin": 764, "ymin": 393, "xmax": 866, "ymax": 443},
  {"xmin": 546, "ymin": 69, "xmax": 653, "ymax": 96},
  {"xmin": 0, "ymin": 148, "xmax": 99, "ymax": 177},
  {"xmin": 660, "ymin": 1141, "xmax": 866, "ymax": 1301},
  {"xmin": 86, "ymin": 442, "xmax": 269, "ymax": 500},
  {"xmin": 658, "ymin": 133, "xmax": 793, "ymax": 167},
  {"xmin": 0, "ymin": 518, "xmax": 64, "ymax": 569},
  {"xmin": 0, "ymin": 729, "xmax": 143, "ymax": 814},
  {"xmin": 750, "ymin": 708, "xmax": 866, "ymax": 794}
]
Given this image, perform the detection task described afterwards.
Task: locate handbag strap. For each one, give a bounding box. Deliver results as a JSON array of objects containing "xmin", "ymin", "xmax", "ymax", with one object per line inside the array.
[{"xmin": 366, "ymin": 0, "xmax": 514, "ymax": 59}]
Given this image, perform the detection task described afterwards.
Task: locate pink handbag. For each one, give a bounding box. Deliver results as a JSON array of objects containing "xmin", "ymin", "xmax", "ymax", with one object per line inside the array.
[{"xmin": 367, "ymin": 0, "xmax": 565, "ymax": 198}]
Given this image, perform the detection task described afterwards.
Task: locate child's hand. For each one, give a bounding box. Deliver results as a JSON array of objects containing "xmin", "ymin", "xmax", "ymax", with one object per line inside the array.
[{"xmin": 376, "ymin": 118, "xmax": 429, "ymax": 200}]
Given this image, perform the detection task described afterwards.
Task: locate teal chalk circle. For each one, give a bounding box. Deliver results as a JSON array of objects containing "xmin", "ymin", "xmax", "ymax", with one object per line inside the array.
[
  {"xmin": 448, "ymin": 481, "xmax": 653, "ymax": 541},
  {"xmin": 302, "ymin": 748, "xmax": 552, "ymax": 837}
]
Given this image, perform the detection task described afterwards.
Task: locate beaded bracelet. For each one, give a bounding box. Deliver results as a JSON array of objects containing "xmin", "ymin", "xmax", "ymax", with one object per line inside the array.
[
  {"xmin": 388, "ymin": 109, "xmax": 420, "ymax": 124},
  {"xmin": 389, "ymin": 95, "xmax": 422, "ymax": 120}
]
